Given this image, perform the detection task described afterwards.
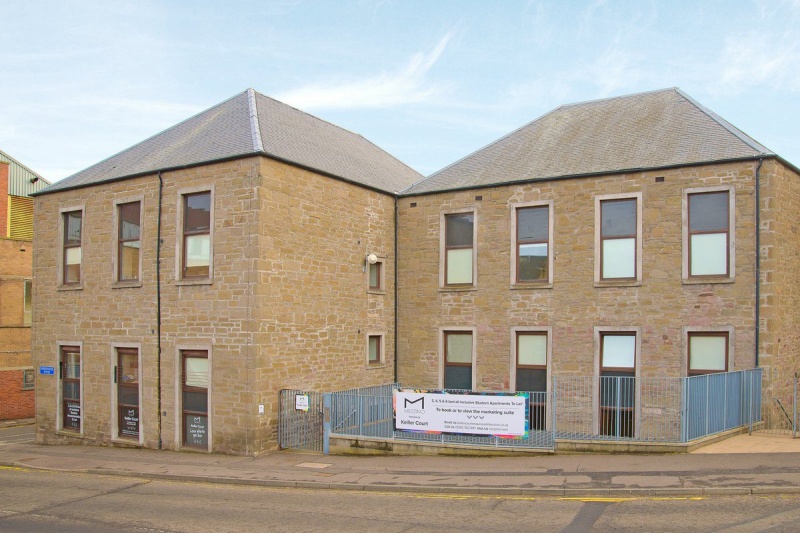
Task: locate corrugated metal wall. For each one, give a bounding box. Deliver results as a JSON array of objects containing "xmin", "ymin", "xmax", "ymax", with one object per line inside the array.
[{"xmin": 0, "ymin": 150, "xmax": 51, "ymax": 197}]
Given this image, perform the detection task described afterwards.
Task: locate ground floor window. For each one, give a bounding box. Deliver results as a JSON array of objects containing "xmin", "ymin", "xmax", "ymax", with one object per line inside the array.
[
  {"xmin": 60, "ymin": 346, "xmax": 81, "ymax": 432},
  {"xmin": 688, "ymin": 332, "xmax": 728, "ymax": 375},
  {"xmin": 599, "ymin": 333, "xmax": 636, "ymax": 438},
  {"xmin": 443, "ymin": 331, "xmax": 473, "ymax": 389},
  {"xmin": 182, "ymin": 350, "xmax": 209, "ymax": 449},
  {"xmin": 515, "ymin": 332, "xmax": 547, "ymax": 431},
  {"xmin": 116, "ymin": 348, "xmax": 140, "ymax": 439}
]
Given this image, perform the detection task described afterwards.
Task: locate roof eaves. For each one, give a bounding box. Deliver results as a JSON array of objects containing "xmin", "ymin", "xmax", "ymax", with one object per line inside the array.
[{"xmin": 398, "ymin": 155, "xmax": 774, "ymax": 197}]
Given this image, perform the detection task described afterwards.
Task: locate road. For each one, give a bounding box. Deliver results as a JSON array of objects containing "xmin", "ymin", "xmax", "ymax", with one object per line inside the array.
[
  {"xmin": 0, "ymin": 424, "xmax": 34, "ymax": 446},
  {"xmin": 1, "ymin": 468, "xmax": 800, "ymax": 532}
]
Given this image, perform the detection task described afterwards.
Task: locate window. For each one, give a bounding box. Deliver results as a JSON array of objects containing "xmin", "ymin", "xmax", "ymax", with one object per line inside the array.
[
  {"xmin": 117, "ymin": 201, "xmax": 141, "ymax": 282},
  {"xmin": 116, "ymin": 348, "xmax": 140, "ymax": 439},
  {"xmin": 368, "ymin": 259, "xmax": 384, "ymax": 291},
  {"xmin": 182, "ymin": 191, "xmax": 211, "ymax": 279},
  {"xmin": 60, "ymin": 346, "xmax": 81, "ymax": 432},
  {"xmin": 687, "ymin": 190, "xmax": 730, "ymax": 278},
  {"xmin": 182, "ymin": 351, "xmax": 209, "ymax": 449},
  {"xmin": 23, "ymin": 280, "xmax": 32, "ymax": 326},
  {"xmin": 599, "ymin": 197, "xmax": 638, "ymax": 280},
  {"xmin": 515, "ymin": 205, "xmax": 551, "ymax": 284},
  {"xmin": 599, "ymin": 333, "xmax": 636, "ymax": 438},
  {"xmin": 63, "ymin": 211, "xmax": 82, "ymax": 285},
  {"xmin": 367, "ymin": 335, "xmax": 382, "ymax": 365},
  {"xmin": 515, "ymin": 332, "xmax": 548, "ymax": 430},
  {"xmin": 443, "ymin": 331, "xmax": 473, "ymax": 389},
  {"xmin": 688, "ymin": 332, "xmax": 728, "ymax": 375},
  {"xmin": 22, "ymin": 369, "xmax": 35, "ymax": 391},
  {"xmin": 444, "ymin": 212, "xmax": 475, "ymax": 286}
]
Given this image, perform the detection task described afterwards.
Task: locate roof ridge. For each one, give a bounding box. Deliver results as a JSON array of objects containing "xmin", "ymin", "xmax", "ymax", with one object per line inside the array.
[
  {"xmin": 558, "ymin": 87, "xmax": 678, "ymax": 110},
  {"xmin": 247, "ymin": 88, "xmax": 264, "ymax": 153},
  {"xmin": 674, "ymin": 88, "xmax": 773, "ymax": 155}
]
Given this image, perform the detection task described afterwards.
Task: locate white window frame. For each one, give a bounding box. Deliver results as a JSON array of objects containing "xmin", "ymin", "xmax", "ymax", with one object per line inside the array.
[
  {"xmin": 510, "ymin": 201, "xmax": 554, "ymax": 287},
  {"xmin": 176, "ymin": 185, "xmax": 215, "ymax": 285},
  {"xmin": 440, "ymin": 208, "xmax": 478, "ymax": 288},
  {"xmin": 594, "ymin": 192, "xmax": 642, "ymax": 285},
  {"xmin": 109, "ymin": 342, "xmax": 143, "ymax": 444},
  {"xmin": 112, "ymin": 196, "xmax": 144, "ymax": 287},
  {"xmin": 509, "ymin": 327, "xmax": 552, "ymax": 430},
  {"xmin": 56, "ymin": 341, "xmax": 84, "ymax": 435},
  {"xmin": 593, "ymin": 327, "xmax": 641, "ymax": 438},
  {"xmin": 175, "ymin": 344, "xmax": 213, "ymax": 452},
  {"xmin": 682, "ymin": 326, "xmax": 735, "ymax": 376},
  {"xmin": 438, "ymin": 327, "xmax": 477, "ymax": 389},
  {"xmin": 682, "ymin": 185, "xmax": 735, "ymax": 283},
  {"xmin": 58, "ymin": 205, "xmax": 85, "ymax": 290}
]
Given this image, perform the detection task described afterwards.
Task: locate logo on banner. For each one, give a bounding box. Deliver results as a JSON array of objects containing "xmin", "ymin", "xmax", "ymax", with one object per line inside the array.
[{"xmin": 403, "ymin": 396, "xmax": 425, "ymax": 413}]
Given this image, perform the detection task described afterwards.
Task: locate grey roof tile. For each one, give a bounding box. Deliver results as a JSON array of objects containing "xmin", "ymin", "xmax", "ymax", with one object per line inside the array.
[
  {"xmin": 37, "ymin": 90, "xmax": 422, "ymax": 196},
  {"xmin": 402, "ymin": 88, "xmax": 774, "ymax": 195}
]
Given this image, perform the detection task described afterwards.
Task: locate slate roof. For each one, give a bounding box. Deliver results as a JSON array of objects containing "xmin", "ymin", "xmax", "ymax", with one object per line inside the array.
[
  {"xmin": 402, "ymin": 88, "xmax": 774, "ymax": 195},
  {"xmin": 37, "ymin": 89, "xmax": 422, "ymax": 196}
]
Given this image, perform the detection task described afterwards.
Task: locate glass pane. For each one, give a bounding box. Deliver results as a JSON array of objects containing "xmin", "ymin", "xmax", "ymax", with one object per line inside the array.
[
  {"xmin": 185, "ymin": 192, "xmax": 211, "ymax": 232},
  {"xmin": 446, "ymin": 333, "xmax": 472, "ymax": 363},
  {"xmin": 369, "ymin": 263, "xmax": 380, "ymax": 288},
  {"xmin": 183, "ymin": 390, "xmax": 208, "ymax": 412},
  {"xmin": 24, "ymin": 280, "xmax": 32, "ymax": 326},
  {"xmin": 518, "ymin": 334, "xmax": 547, "ymax": 366},
  {"xmin": 518, "ymin": 243, "xmax": 548, "ymax": 281},
  {"xmin": 63, "ymin": 381, "xmax": 80, "ymax": 400},
  {"xmin": 690, "ymin": 335, "xmax": 727, "ymax": 371},
  {"xmin": 445, "ymin": 213, "xmax": 473, "ymax": 247},
  {"xmin": 369, "ymin": 336, "xmax": 380, "ymax": 362},
  {"xmin": 64, "ymin": 212, "xmax": 82, "ymax": 245},
  {"xmin": 119, "ymin": 202, "xmax": 141, "ymax": 239},
  {"xmin": 120, "ymin": 242, "xmax": 140, "ymax": 280},
  {"xmin": 444, "ymin": 365, "xmax": 472, "ymax": 389},
  {"xmin": 185, "ymin": 234, "xmax": 210, "ymax": 277},
  {"xmin": 185, "ymin": 414, "xmax": 208, "ymax": 447},
  {"xmin": 446, "ymin": 248, "xmax": 473, "ymax": 284},
  {"xmin": 601, "ymin": 199, "xmax": 636, "ymax": 237},
  {"xmin": 517, "ymin": 368, "xmax": 547, "ymax": 392},
  {"xmin": 602, "ymin": 335, "xmax": 636, "ymax": 368},
  {"xmin": 118, "ymin": 386, "xmax": 139, "ymax": 405},
  {"xmin": 691, "ymin": 233, "xmax": 727, "ymax": 276},
  {"xmin": 64, "ymin": 351, "xmax": 80, "ymax": 378},
  {"xmin": 518, "ymin": 206, "xmax": 548, "ymax": 242},
  {"xmin": 118, "ymin": 351, "xmax": 138, "ymax": 383},
  {"xmin": 600, "ymin": 373, "xmax": 635, "ymax": 407},
  {"xmin": 185, "ymin": 357, "xmax": 209, "ymax": 388},
  {"xmin": 66, "ymin": 246, "xmax": 82, "ymax": 265},
  {"xmin": 690, "ymin": 192, "xmax": 728, "ymax": 232},
  {"xmin": 602, "ymin": 238, "xmax": 635, "ymax": 279}
]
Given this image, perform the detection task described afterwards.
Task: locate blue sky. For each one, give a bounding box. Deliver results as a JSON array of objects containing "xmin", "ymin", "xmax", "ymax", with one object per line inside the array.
[{"xmin": 2, "ymin": 0, "xmax": 799, "ymax": 182}]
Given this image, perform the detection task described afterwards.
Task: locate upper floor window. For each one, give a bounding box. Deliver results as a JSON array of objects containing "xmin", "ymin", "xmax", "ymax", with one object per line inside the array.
[
  {"xmin": 368, "ymin": 334, "xmax": 383, "ymax": 366},
  {"xmin": 515, "ymin": 205, "xmax": 550, "ymax": 283},
  {"xmin": 117, "ymin": 201, "xmax": 141, "ymax": 282},
  {"xmin": 443, "ymin": 212, "xmax": 475, "ymax": 286},
  {"xmin": 687, "ymin": 190, "xmax": 730, "ymax": 278},
  {"xmin": 367, "ymin": 256, "xmax": 385, "ymax": 291},
  {"xmin": 182, "ymin": 191, "xmax": 211, "ymax": 279},
  {"xmin": 23, "ymin": 280, "xmax": 32, "ymax": 326},
  {"xmin": 599, "ymin": 197, "xmax": 638, "ymax": 281},
  {"xmin": 63, "ymin": 210, "xmax": 82, "ymax": 285}
]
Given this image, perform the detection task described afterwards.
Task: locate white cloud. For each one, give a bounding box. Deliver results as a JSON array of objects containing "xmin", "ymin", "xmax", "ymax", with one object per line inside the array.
[
  {"xmin": 276, "ymin": 32, "xmax": 454, "ymax": 110},
  {"xmin": 717, "ymin": 30, "xmax": 800, "ymax": 93}
]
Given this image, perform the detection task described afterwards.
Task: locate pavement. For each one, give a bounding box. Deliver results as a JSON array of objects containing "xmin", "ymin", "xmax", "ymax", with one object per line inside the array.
[{"xmin": 2, "ymin": 419, "xmax": 800, "ymax": 497}]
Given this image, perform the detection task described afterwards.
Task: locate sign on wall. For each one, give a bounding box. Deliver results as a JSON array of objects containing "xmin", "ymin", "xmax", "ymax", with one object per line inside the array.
[{"xmin": 394, "ymin": 390, "xmax": 529, "ymax": 437}]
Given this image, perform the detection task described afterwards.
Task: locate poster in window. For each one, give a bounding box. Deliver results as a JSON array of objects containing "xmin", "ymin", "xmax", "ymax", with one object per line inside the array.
[
  {"xmin": 65, "ymin": 401, "xmax": 81, "ymax": 429},
  {"xmin": 186, "ymin": 415, "xmax": 208, "ymax": 447},
  {"xmin": 121, "ymin": 407, "xmax": 139, "ymax": 437}
]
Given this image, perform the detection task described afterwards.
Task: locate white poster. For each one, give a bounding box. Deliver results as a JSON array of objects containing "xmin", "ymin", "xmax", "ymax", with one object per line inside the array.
[
  {"xmin": 394, "ymin": 390, "xmax": 529, "ymax": 437},
  {"xmin": 295, "ymin": 394, "xmax": 310, "ymax": 412}
]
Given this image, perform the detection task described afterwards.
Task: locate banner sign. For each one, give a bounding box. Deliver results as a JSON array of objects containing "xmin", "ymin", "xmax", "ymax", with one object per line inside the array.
[{"xmin": 394, "ymin": 390, "xmax": 529, "ymax": 437}]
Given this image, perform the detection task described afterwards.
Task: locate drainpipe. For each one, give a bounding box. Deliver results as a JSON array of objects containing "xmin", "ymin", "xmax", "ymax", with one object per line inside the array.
[
  {"xmin": 156, "ymin": 171, "xmax": 164, "ymax": 449},
  {"xmin": 755, "ymin": 158, "xmax": 763, "ymax": 367},
  {"xmin": 393, "ymin": 196, "xmax": 399, "ymax": 384}
]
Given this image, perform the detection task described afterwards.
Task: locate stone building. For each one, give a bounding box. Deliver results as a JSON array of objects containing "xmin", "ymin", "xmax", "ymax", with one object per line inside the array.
[
  {"xmin": 396, "ymin": 88, "xmax": 800, "ymax": 436},
  {"xmin": 31, "ymin": 87, "xmax": 800, "ymax": 453},
  {"xmin": 31, "ymin": 89, "xmax": 420, "ymax": 454},
  {"xmin": 1, "ymin": 150, "xmax": 50, "ymax": 420}
]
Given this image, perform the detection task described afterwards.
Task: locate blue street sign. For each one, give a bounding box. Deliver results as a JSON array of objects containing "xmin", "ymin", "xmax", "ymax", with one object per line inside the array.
[{"xmin": 39, "ymin": 366, "xmax": 55, "ymax": 375}]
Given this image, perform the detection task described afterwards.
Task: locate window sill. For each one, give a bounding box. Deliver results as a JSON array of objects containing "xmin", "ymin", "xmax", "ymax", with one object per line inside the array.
[
  {"xmin": 439, "ymin": 286, "xmax": 478, "ymax": 292},
  {"xmin": 175, "ymin": 278, "xmax": 213, "ymax": 286},
  {"xmin": 511, "ymin": 282, "xmax": 553, "ymax": 290},
  {"xmin": 112, "ymin": 281, "xmax": 143, "ymax": 289},
  {"xmin": 56, "ymin": 429, "xmax": 85, "ymax": 438},
  {"xmin": 594, "ymin": 280, "xmax": 642, "ymax": 289},
  {"xmin": 366, "ymin": 363, "xmax": 387, "ymax": 369},
  {"xmin": 366, "ymin": 289, "xmax": 386, "ymax": 295},
  {"xmin": 180, "ymin": 445, "xmax": 211, "ymax": 453},
  {"xmin": 682, "ymin": 277, "xmax": 735, "ymax": 285},
  {"xmin": 58, "ymin": 284, "xmax": 83, "ymax": 291},
  {"xmin": 111, "ymin": 437, "xmax": 143, "ymax": 447}
]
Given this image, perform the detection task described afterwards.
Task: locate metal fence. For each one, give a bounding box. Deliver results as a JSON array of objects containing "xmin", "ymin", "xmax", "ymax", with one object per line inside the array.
[
  {"xmin": 278, "ymin": 389, "xmax": 325, "ymax": 452},
  {"xmin": 761, "ymin": 369, "xmax": 798, "ymax": 437},
  {"xmin": 323, "ymin": 369, "xmax": 762, "ymax": 449}
]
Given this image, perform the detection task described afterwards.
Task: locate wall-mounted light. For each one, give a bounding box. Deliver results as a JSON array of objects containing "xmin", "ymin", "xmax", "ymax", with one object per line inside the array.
[{"xmin": 366, "ymin": 253, "xmax": 378, "ymax": 265}]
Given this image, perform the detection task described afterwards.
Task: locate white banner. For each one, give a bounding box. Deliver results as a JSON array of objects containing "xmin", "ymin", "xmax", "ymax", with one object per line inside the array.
[{"xmin": 394, "ymin": 390, "xmax": 529, "ymax": 437}]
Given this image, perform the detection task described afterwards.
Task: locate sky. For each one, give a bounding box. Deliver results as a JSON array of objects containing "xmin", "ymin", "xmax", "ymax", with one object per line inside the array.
[{"xmin": 2, "ymin": 0, "xmax": 800, "ymax": 183}]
